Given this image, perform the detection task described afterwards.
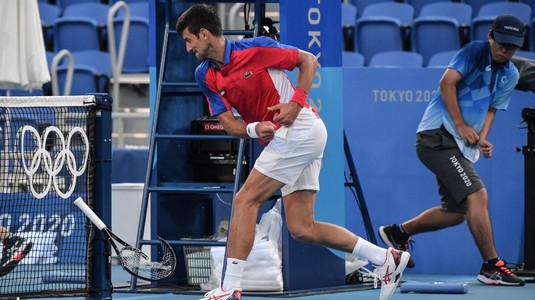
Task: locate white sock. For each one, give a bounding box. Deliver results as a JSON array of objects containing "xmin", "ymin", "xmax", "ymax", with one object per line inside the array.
[
  {"xmin": 222, "ymin": 258, "xmax": 245, "ymax": 291},
  {"xmin": 352, "ymin": 238, "xmax": 387, "ymax": 266}
]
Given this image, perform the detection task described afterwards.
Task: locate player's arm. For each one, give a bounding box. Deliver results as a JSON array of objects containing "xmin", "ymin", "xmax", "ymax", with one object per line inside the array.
[
  {"xmin": 440, "ymin": 68, "xmax": 479, "ymax": 145},
  {"xmin": 477, "ymin": 108, "xmax": 497, "ymax": 158},
  {"xmin": 216, "ymin": 110, "xmax": 276, "ymax": 142},
  {"xmin": 269, "ymin": 50, "xmax": 317, "ymax": 127}
]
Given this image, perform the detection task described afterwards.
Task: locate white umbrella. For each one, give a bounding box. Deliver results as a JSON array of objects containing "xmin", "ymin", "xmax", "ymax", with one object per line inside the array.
[{"xmin": 0, "ymin": 0, "xmax": 50, "ymax": 91}]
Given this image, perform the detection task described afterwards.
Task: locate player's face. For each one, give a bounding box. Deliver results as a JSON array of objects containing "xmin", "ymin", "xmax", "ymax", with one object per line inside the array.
[
  {"xmin": 489, "ymin": 38, "xmax": 518, "ymax": 64},
  {"xmin": 182, "ymin": 28, "xmax": 209, "ymax": 61}
]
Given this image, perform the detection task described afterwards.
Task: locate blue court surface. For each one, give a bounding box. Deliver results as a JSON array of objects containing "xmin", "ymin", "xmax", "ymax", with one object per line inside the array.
[{"xmin": 28, "ymin": 265, "xmax": 535, "ymax": 300}]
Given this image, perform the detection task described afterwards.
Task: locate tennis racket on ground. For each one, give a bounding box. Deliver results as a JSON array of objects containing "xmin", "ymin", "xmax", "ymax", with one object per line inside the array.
[{"xmin": 74, "ymin": 197, "xmax": 176, "ymax": 281}]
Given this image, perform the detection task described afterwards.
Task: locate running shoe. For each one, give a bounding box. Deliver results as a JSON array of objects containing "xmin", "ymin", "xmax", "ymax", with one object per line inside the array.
[
  {"xmin": 378, "ymin": 224, "xmax": 415, "ymax": 268},
  {"xmin": 200, "ymin": 287, "xmax": 242, "ymax": 300},
  {"xmin": 373, "ymin": 247, "xmax": 410, "ymax": 300},
  {"xmin": 0, "ymin": 236, "xmax": 33, "ymax": 277},
  {"xmin": 477, "ymin": 259, "xmax": 525, "ymax": 286}
]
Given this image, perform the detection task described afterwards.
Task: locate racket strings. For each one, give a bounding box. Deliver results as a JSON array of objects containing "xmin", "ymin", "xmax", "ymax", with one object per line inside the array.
[{"xmin": 119, "ymin": 239, "xmax": 176, "ymax": 281}]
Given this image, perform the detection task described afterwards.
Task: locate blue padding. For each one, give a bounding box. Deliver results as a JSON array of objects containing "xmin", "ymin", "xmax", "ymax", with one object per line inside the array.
[
  {"xmin": 42, "ymin": 271, "xmax": 85, "ymax": 284},
  {"xmin": 400, "ymin": 281, "xmax": 468, "ymax": 294},
  {"xmin": 112, "ymin": 148, "xmax": 149, "ymax": 183}
]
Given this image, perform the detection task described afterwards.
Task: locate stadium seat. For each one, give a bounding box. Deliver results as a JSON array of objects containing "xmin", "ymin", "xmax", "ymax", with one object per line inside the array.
[
  {"xmin": 471, "ymin": 2, "xmax": 532, "ymax": 50},
  {"xmin": 38, "ymin": 2, "xmax": 61, "ymax": 51},
  {"xmin": 525, "ymin": 0, "xmax": 535, "ymax": 49},
  {"xmin": 426, "ymin": 50, "xmax": 458, "ymax": 68},
  {"xmin": 62, "ymin": 2, "xmax": 109, "ymax": 24},
  {"xmin": 115, "ymin": 1, "xmax": 149, "ymax": 19},
  {"xmin": 341, "ymin": 2, "xmax": 357, "ymax": 51},
  {"xmin": 48, "ymin": 48, "xmax": 110, "ymax": 96},
  {"xmin": 342, "ymin": 51, "xmax": 365, "ymax": 67},
  {"xmin": 112, "ymin": 17, "xmax": 150, "ymax": 73},
  {"xmin": 464, "ymin": 0, "xmax": 510, "ymax": 18},
  {"xmin": 54, "ymin": 17, "xmax": 102, "ymax": 52},
  {"xmin": 368, "ymin": 51, "xmax": 423, "ymax": 68},
  {"xmin": 413, "ymin": 2, "xmax": 472, "ymax": 66},
  {"xmin": 62, "ymin": 2, "xmax": 111, "ymax": 50},
  {"xmin": 350, "ymin": 0, "xmax": 395, "ymax": 18},
  {"xmin": 408, "ymin": 0, "xmax": 453, "ymax": 17},
  {"xmin": 56, "ymin": 65, "xmax": 103, "ymax": 95},
  {"xmin": 70, "ymin": 50, "xmax": 112, "ymax": 92},
  {"xmin": 355, "ymin": 2, "xmax": 414, "ymax": 65},
  {"xmin": 342, "ymin": 2, "xmax": 357, "ymax": 27},
  {"xmin": 55, "ymin": 53, "xmax": 110, "ymax": 96},
  {"xmin": 55, "ymin": 0, "xmax": 101, "ymax": 16}
]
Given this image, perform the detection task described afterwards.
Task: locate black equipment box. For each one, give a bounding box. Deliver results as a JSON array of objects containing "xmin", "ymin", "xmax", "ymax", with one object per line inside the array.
[
  {"xmin": 190, "ymin": 153, "xmax": 246, "ymax": 182},
  {"xmin": 190, "ymin": 116, "xmax": 240, "ymax": 155},
  {"xmin": 189, "ymin": 116, "xmax": 248, "ymax": 182}
]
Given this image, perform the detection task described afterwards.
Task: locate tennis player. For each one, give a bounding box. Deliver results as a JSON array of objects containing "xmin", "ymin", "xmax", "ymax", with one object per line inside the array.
[
  {"xmin": 176, "ymin": 4, "xmax": 409, "ymax": 300},
  {"xmin": 0, "ymin": 226, "xmax": 32, "ymax": 277}
]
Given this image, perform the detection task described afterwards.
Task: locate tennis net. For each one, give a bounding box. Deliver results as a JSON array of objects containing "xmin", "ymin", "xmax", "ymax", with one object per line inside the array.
[{"xmin": 0, "ymin": 95, "xmax": 111, "ymax": 298}]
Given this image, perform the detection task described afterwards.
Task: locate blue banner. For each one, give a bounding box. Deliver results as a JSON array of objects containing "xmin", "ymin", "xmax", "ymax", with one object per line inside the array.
[
  {"xmin": 0, "ymin": 193, "xmax": 87, "ymax": 264},
  {"xmin": 280, "ymin": 0, "xmax": 342, "ymax": 67}
]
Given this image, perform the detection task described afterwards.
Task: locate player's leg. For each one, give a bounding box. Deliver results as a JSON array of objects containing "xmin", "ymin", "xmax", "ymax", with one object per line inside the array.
[
  {"xmin": 465, "ymin": 188, "xmax": 496, "ymax": 259},
  {"xmin": 466, "ymin": 188, "xmax": 525, "ymax": 286},
  {"xmin": 283, "ymin": 188, "xmax": 409, "ymax": 300},
  {"xmin": 225, "ymin": 168, "xmax": 284, "ymax": 261},
  {"xmin": 380, "ymin": 127, "xmax": 473, "ymax": 267},
  {"xmin": 202, "ymin": 168, "xmax": 284, "ymax": 300},
  {"xmin": 282, "ymin": 189, "xmax": 358, "ymax": 251}
]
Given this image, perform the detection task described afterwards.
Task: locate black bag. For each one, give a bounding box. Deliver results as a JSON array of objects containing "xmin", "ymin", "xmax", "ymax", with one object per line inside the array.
[{"xmin": 512, "ymin": 56, "xmax": 535, "ymax": 93}]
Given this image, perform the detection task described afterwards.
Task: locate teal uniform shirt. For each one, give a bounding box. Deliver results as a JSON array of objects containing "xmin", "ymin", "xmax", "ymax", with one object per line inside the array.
[{"xmin": 417, "ymin": 40, "xmax": 519, "ymax": 162}]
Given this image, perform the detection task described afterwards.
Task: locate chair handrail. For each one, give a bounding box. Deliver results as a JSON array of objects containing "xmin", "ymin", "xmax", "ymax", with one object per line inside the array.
[
  {"xmin": 107, "ymin": 0, "xmax": 130, "ymax": 110},
  {"xmin": 51, "ymin": 49, "xmax": 74, "ymax": 96}
]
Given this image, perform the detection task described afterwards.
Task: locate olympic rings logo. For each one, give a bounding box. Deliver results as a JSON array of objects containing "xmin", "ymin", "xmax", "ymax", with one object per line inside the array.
[{"xmin": 20, "ymin": 125, "xmax": 89, "ymax": 199}]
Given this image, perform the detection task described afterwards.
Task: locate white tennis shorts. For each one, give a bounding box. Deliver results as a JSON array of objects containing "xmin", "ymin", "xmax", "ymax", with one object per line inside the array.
[{"xmin": 254, "ymin": 114, "xmax": 327, "ymax": 196}]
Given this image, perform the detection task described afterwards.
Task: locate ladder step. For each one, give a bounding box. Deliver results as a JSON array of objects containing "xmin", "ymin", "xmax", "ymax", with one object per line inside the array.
[
  {"xmin": 154, "ymin": 133, "xmax": 241, "ymax": 140},
  {"xmin": 160, "ymin": 82, "xmax": 201, "ymax": 94},
  {"xmin": 223, "ymin": 29, "xmax": 254, "ymax": 35},
  {"xmin": 147, "ymin": 185, "xmax": 235, "ymax": 194}
]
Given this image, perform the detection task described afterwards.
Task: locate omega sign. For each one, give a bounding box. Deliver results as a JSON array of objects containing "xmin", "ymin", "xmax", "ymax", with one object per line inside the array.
[{"xmin": 203, "ymin": 122, "xmax": 225, "ymax": 132}]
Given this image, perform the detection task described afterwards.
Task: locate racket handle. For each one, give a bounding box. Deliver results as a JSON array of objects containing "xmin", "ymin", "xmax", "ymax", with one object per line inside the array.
[{"xmin": 74, "ymin": 197, "xmax": 107, "ymax": 230}]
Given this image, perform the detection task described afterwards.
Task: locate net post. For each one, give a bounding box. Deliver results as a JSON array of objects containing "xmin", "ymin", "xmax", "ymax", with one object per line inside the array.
[{"xmin": 89, "ymin": 94, "xmax": 113, "ymax": 299}]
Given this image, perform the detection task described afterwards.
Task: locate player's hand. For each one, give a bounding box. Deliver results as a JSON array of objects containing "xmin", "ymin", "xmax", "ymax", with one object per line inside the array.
[
  {"xmin": 477, "ymin": 140, "xmax": 493, "ymax": 158},
  {"xmin": 256, "ymin": 121, "xmax": 277, "ymax": 142},
  {"xmin": 457, "ymin": 124, "xmax": 479, "ymax": 146},
  {"xmin": 268, "ymin": 102, "xmax": 301, "ymax": 127}
]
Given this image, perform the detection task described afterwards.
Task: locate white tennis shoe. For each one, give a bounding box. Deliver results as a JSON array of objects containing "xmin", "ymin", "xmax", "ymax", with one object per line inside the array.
[
  {"xmin": 373, "ymin": 247, "xmax": 410, "ymax": 300},
  {"xmin": 200, "ymin": 286, "xmax": 242, "ymax": 300}
]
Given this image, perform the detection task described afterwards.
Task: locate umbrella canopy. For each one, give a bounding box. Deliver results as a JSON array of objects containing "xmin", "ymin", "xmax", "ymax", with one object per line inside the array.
[{"xmin": 0, "ymin": 0, "xmax": 50, "ymax": 91}]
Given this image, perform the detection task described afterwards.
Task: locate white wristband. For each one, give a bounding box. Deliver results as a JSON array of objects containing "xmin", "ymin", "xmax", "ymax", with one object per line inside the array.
[{"xmin": 246, "ymin": 122, "xmax": 259, "ymax": 138}]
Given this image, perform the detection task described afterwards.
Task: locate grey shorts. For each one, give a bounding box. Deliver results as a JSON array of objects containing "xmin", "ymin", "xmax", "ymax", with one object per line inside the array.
[{"xmin": 415, "ymin": 126, "xmax": 484, "ymax": 213}]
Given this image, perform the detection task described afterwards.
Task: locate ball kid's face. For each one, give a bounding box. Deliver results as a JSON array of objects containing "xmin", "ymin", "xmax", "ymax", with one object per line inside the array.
[
  {"xmin": 489, "ymin": 37, "xmax": 518, "ymax": 64},
  {"xmin": 182, "ymin": 27, "xmax": 210, "ymax": 61}
]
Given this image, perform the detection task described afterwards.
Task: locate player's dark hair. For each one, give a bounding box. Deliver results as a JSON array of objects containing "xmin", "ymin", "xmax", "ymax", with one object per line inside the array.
[{"xmin": 176, "ymin": 4, "xmax": 223, "ymax": 37}]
